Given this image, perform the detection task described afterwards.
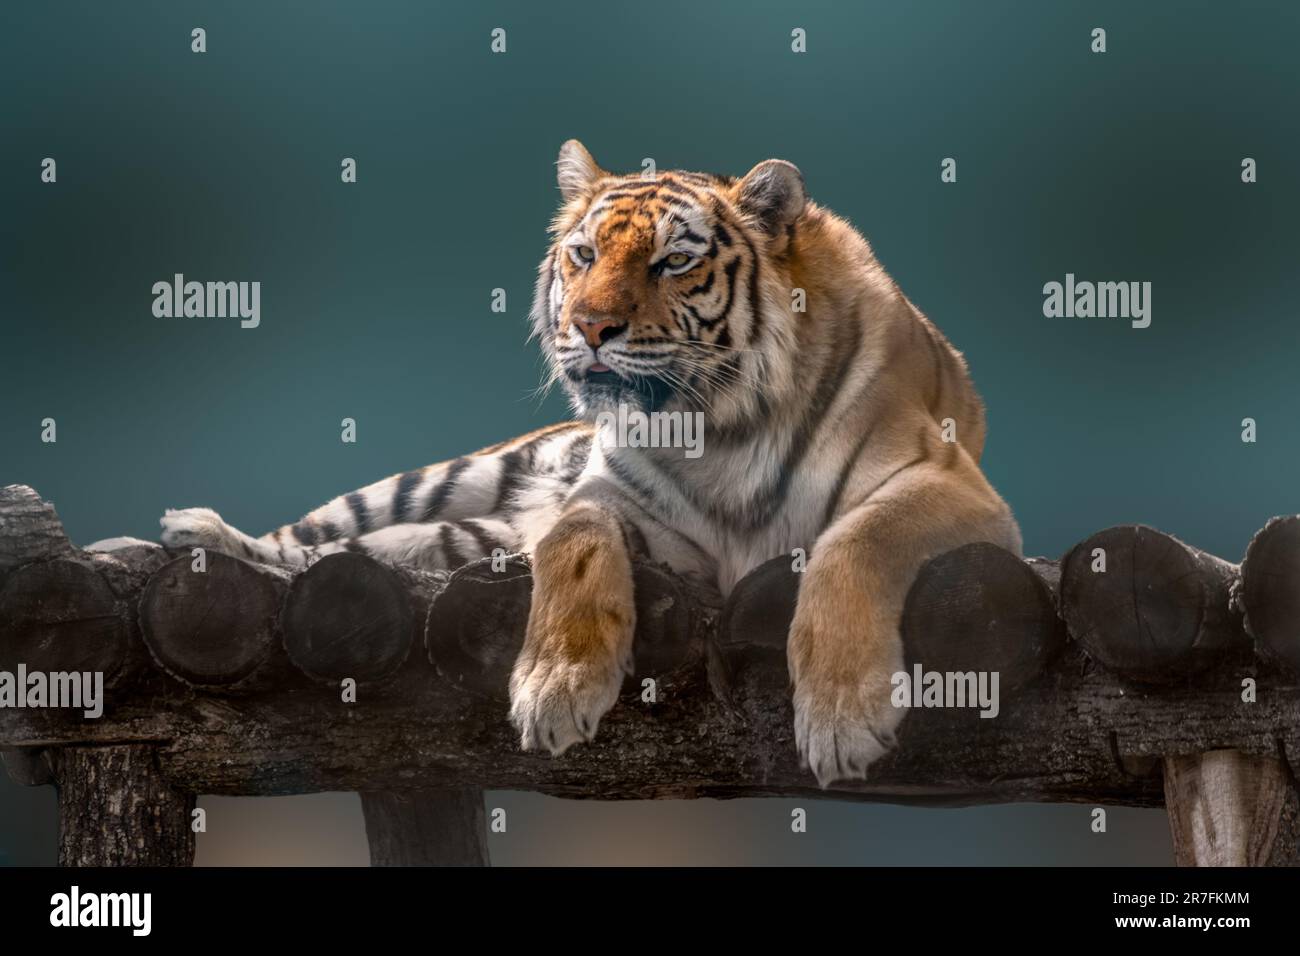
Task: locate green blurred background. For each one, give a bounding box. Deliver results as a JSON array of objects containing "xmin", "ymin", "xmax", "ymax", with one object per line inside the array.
[{"xmin": 2, "ymin": 0, "xmax": 1296, "ymax": 864}]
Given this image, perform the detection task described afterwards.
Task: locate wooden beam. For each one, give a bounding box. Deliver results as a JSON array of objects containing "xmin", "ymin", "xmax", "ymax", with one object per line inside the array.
[
  {"xmin": 360, "ymin": 790, "xmax": 489, "ymax": 866},
  {"xmin": 3, "ymin": 485, "xmax": 1299, "ymax": 867}
]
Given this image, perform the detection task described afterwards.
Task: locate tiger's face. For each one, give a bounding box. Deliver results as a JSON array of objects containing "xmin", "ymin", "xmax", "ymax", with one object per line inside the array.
[{"xmin": 533, "ymin": 140, "xmax": 806, "ymax": 421}]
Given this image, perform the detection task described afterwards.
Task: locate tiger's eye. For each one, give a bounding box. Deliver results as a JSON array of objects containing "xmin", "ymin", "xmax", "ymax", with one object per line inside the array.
[
  {"xmin": 665, "ymin": 252, "xmax": 691, "ymax": 268},
  {"xmin": 574, "ymin": 245, "xmax": 595, "ymax": 262}
]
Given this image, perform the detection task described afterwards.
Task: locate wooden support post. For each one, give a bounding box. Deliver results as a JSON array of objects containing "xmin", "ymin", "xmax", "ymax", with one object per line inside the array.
[
  {"xmin": 1267, "ymin": 784, "xmax": 1300, "ymax": 866},
  {"xmin": 51, "ymin": 745, "xmax": 196, "ymax": 867},
  {"xmin": 360, "ymin": 789, "xmax": 489, "ymax": 866},
  {"xmin": 1162, "ymin": 750, "xmax": 1289, "ymax": 867}
]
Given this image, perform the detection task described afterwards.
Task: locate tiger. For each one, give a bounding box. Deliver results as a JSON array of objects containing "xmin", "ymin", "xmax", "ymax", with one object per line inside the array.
[{"xmin": 160, "ymin": 140, "xmax": 1022, "ymax": 786}]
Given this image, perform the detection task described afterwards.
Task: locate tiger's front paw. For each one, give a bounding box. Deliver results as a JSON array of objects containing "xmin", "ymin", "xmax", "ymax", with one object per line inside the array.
[
  {"xmin": 508, "ymin": 611, "xmax": 634, "ymax": 756},
  {"xmin": 508, "ymin": 651, "xmax": 629, "ymax": 755},
  {"xmin": 159, "ymin": 507, "xmax": 244, "ymax": 554},
  {"xmin": 788, "ymin": 618, "xmax": 905, "ymax": 788}
]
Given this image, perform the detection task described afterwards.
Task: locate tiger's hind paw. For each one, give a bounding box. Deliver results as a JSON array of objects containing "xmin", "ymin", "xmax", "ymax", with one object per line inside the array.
[{"xmin": 160, "ymin": 507, "xmax": 249, "ymax": 557}]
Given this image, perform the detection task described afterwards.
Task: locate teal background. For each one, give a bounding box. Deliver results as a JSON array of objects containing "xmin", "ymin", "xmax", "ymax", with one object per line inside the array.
[{"xmin": 3, "ymin": 0, "xmax": 1297, "ymax": 864}]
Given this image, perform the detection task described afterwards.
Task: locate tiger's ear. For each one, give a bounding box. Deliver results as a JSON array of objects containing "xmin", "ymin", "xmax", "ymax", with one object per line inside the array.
[
  {"xmin": 557, "ymin": 139, "xmax": 605, "ymax": 202},
  {"xmin": 735, "ymin": 159, "xmax": 806, "ymax": 235}
]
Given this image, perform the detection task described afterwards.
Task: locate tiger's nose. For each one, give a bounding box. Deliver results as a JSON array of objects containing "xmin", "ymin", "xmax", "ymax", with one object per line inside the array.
[{"xmin": 577, "ymin": 316, "xmax": 628, "ymax": 349}]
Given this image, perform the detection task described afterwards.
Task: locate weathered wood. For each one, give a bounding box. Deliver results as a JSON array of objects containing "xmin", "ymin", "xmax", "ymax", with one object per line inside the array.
[
  {"xmin": 902, "ymin": 543, "xmax": 1064, "ymax": 693},
  {"xmin": 2, "ymin": 637, "xmax": 1291, "ymax": 809},
  {"xmin": 1267, "ymin": 783, "xmax": 1300, "ymax": 867},
  {"xmin": 0, "ymin": 484, "xmax": 74, "ymax": 574},
  {"xmin": 360, "ymin": 789, "xmax": 489, "ymax": 866},
  {"xmin": 1240, "ymin": 515, "xmax": 1300, "ymax": 674},
  {"xmin": 3, "ymin": 485, "xmax": 1299, "ymax": 864},
  {"xmin": 1061, "ymin": 526, "xmax": 1243, "ymax": 683},
  {"xmin": 140, "ymin": 552, "xmax": 289, "ymax": 687},
  {"xmin": 2, "ymin": 746, "xmax": 52, "ymax": 785},
  {"xmin": 50, "ymin": 745, "xmax": 196, "ymax": 866},
  {"xmin": 426, "ymin": 554, "xmax": 704, "ymax": 700},
  {"xmin": 1162, "ymin": 750, "xmax": 1290, "ymax": 866},
  {"xmin": 281, "ymin": 552, "xmax": 432, "ymax": 683},
  {"xmin": 0, "ymin": 558, "xmax": 132, "ymax": 684},
  {"xmin": 715, "ymin": 546, "xmax": 1065, "ymax": 697}
]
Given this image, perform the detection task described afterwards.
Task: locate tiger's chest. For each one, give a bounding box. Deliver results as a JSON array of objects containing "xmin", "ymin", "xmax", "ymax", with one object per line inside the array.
[{"xmin": 596, "ymin": 428, "xmax": 847, "ymax": 597}]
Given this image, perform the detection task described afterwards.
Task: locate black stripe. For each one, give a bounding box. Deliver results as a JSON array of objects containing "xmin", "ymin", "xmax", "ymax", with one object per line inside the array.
[
  {"xmin": 560, "ymin": 433, "xmax": 593, "ymax": 481},
  {"xmin": 656, "ymin": 178, "xmax": 704, "ymax": 201},
  {"xmin": 439, "ymin": 524, "xmax": 467, "ymax": 568},
  {"xmin": 744, "ymin": 235, "xmax": 763, "ymax": 345},
  {"xmin": 420, "ymin": 458, "xmax": 471, "ymax": 522},
  {"xmin": 654, "ymin": 315, "xmax": 865, "ymax": 532},
  {"xmin": 393, "ymin": 469, "xmax": 424, "ymax": 522},
  {"xmin": 493, "ymin": 449, "xmax": 526, "ymax": 513},
  {"xmin": 599, "ymin": 457, "xmax": 711, "ymax": 562},
  {"xmin": 458, "ymin": 519, "xmax": 502, "ymax": 556},
  {"xmin": 291, "ymin": 521, "xmax": 319, "ymax": 545},
  {"xmin": 345, "ymin": 492, "xmax": 371, "ymax": 535},
  {"xmin": 687, "ymin": 269, "xmax": 715, "ymax": 297},
  {"xmin": 692, "ymin": 258, "xmax": 740, "ymax": 331}
]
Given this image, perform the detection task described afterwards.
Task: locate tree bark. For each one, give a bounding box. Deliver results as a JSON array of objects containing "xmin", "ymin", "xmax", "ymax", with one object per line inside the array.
[
  {"xmin": 1162, "ymin": 750, "xmax": 1289, "ymax": 867},
  {"xmin": 360, "ymin": 789, "xmax": 489, "ymax": 866},
  {"xmin": 51, "ymin": 745, "xmax": 196, "ymax": 866}
]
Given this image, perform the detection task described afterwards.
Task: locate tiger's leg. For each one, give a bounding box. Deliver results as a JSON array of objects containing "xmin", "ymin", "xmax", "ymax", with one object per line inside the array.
[
  {"xmin": 507, "ymin": 494, "xmax": 636, "ymax": 755},
  {"xmin": 790, "ymin": 444, "xmax": 1021, "ymax": 788},
  {"xmin": 161, "ymin": 512, "xmax": 522, "ymax": 572},
  {"xmin": 159, "ymin": 455, "xmax": 506, "ymax": 566},
  {"xmin": 159, "ymin": 422, "xmax": 591, "ymax": 565},
  {"xmin": 338, "ymin": 518, "xmax": 522, "ymax": 571}
]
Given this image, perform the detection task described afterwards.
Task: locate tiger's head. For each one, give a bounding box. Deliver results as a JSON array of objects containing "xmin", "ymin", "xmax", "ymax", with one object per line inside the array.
[{"xmin": 531, "ymin": 140, "xmax": 807, "ymax": 426}]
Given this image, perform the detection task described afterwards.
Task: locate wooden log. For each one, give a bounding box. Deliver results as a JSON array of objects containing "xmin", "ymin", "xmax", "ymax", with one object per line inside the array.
[
  {"xmin": 1060, "ymin": 526, "xmax": 1242, "ymax": 683},
  {"xmin": 0, "ymin": 484, "xmax": 74, "ymax": 575},
  {"xmin": 139, "ymin": 552, "xmax": 289, "ymax": 687},
  {"xmin": 425, "ymin": 555, "xmax": 533, "ymax": 698},
  {"xmin": 360, "ymin": 789, "xmax": 488, "ymax": 866},
  {"xmin": 0, "ymin": 557, "xmax": 131, "ymax": 685},
  {"xmin": 281, "ymin": 552, "xmax": 431, "ymax": 683},
  {"xmin": 50, "ymin": 745, "xmax": 196, "ymax": 866},
  {"xmin": 1, "ymin": 488, "xmax": 1297, "ymax": 833},
  {"xmin": 426, "ymin": 555, "xmax": 700, "ymax": 700},
  {"xmin": 710, "ymin": 555, "xmax": 798, "ymax": 704},
  {"xmin": 902, "ymin": 543, "xmax": 1064, "ymax": 693},
  {"xmin": 1239, "ymin": 515, "xmax": 1300, "ymax": 674},
  {"xmin": 1162, "ymin": 750, "xmax": 1289, "ymax": 866},
  {"xmin": 714, "ymin": 545, "xmax": 1064, "ymax": 697}
]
